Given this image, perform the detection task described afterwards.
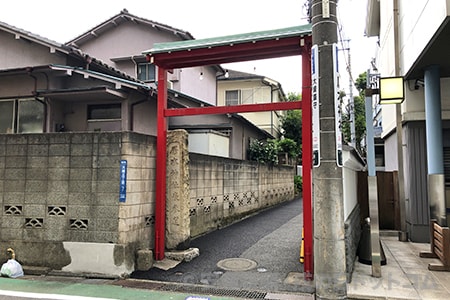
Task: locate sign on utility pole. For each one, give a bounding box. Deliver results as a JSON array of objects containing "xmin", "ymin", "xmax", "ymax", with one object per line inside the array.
[
  {"xmin": 311, "ymin": 0, "xmax": 347, "ymax": 299},
  {"xmin": 312, "ymin": 45, "xmax": 320, "ymax": 167}
]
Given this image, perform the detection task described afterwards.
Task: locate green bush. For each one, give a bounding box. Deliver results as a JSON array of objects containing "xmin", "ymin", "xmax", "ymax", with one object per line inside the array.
[
  {"xmin": 294, "ymin": 175, "xmax": 303, "ymax": 194},
  {"xmin": 278, "ymin": 138, "xmax": 299, "ymax": 158},
  {"xmin": 248, "ymin": 139, "xmax": 280, "ymax": 164}
]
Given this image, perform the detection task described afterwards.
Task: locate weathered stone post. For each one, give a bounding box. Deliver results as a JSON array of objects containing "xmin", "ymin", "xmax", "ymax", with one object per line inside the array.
[{"xmin": 165, "ymin": 129, "xmax": 190, "ymax": 250}]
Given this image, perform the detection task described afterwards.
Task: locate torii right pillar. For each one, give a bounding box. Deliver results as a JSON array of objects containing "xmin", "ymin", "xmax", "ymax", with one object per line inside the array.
[{"xmin": 424, "ymin": 65, "xmax": 447, "ymax": 227}]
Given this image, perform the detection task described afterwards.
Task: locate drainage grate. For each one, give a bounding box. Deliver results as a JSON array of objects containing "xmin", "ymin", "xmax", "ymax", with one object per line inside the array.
[
  {"xmin": 117, "ymin": 279, "xmax": 267, "ymax": 299},
  {"xmin": 159, "ymin": 284, "xmax": 267, "ymax": 299}
]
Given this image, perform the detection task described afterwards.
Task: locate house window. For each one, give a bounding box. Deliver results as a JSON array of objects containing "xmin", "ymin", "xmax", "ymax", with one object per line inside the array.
[
  {"xmin": 0, "ymin": 101, "xmax": 14, "ymax": 133},
  {"xmin": 225, "ymin": 90, "xmax": 240, "ymax": 106},
  {"xmin": 87, "ymin": 104, "xmax": 121, "ymax": 132},
  {"xmin": 0, "ymin": 99, "xmax": 44, "ymax": 133},
  {"xmin": 225, "ymin": 89, "xmax": 256, "ymax": 106},
  {"xmin": 88, "ymin": 104, "xmax": 121, "ymax": 120},
  {"xmin": 137, "ymin": 63, "xmax": 156, "ymax": 82},
  {"xmin": 241, "ymin": 88, "xmax": 254, "ymax": 104}
]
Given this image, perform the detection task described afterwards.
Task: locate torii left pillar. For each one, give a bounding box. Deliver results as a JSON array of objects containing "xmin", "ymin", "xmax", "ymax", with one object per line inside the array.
[{"xmin": 155, "ymin": 67, "xmax": 168, "ymax": 260}]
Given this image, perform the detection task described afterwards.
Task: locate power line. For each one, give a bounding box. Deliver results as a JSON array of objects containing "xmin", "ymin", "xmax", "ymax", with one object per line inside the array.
[{"xmin": 336, "ymin": 4, "xmax": 358, "ymax": 91}]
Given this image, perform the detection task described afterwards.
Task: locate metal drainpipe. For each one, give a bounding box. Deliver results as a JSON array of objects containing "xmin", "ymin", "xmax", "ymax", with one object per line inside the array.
[
  {"xmin": 27, "ymin": 67, "xmax": 49, "ymax": 133},
  {"xmin": 262, "ymin": 80, "xmax": 278, "ymax": 136},
  {"xmin": 393, "ymin": 0, "xmax": 408, "ymax": 241},
  {"xmin": 131, "ymin": 55, "xmax": 140, "ymax": 82}
]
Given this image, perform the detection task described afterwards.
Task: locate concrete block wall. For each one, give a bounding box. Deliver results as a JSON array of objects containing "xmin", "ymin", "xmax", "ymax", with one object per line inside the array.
[
  {"xmin": 0, "ymin": 132, "xmax": 155, "ymax": 276},
  {"xmin": 119, "ymin": 132, "xmax": 156, "ymax": 249},
  {"xmin": 189, "ymin": 153, "xmax": 295, "ymax": 237},
  {"xmin": 0, "ymin": 130, "xmax": 294, "ymax": 274},
  {"xmin": 258, "ymin": 164, "xmax": 295, "ymax": 206}
]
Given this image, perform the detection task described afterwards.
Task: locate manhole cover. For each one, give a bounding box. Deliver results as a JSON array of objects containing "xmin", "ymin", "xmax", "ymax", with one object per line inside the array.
[{"xmin": 217, "ymin": 258, "xmax": 257, "ymax": 271}]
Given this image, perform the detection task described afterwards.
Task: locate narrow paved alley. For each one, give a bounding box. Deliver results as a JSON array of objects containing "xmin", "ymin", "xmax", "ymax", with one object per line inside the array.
[{"xmin": 132, "ymin": 197, "xmax": 315, "ymax": 295}]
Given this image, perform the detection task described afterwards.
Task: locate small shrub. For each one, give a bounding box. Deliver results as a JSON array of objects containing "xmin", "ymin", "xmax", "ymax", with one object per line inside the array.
[
  {"xmin": 294, "ymin": 175, "xmax": 303, "ymax": 194},
  {"xmin": 248, "ymin": 139, "xmax": 280, "ymax": 164},
  {"xmin": 278, "ymin": 138, "xmax": 299, "ymax": 158}
]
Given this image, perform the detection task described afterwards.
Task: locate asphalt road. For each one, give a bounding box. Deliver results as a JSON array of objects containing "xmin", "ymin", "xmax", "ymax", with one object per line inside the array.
[{"xmin": 132, "ymin": 196, "xmax": 312, "ymax": 294}]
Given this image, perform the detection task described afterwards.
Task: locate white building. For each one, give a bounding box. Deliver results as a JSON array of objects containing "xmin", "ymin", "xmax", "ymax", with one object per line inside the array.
[{"xmin": 366, "ymin": 0, "xmax": 450, "ymax": 241}]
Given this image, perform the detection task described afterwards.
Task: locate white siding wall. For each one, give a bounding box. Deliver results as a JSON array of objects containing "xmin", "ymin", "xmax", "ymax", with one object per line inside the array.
[
  {"xmin": 178, "ymin": 66, "xmax": 217, "ymax": 105},
  {"xmin": 342, "ymin": 149, "xmax": 365, "ymax": 220},
  {"xmin": 380, "ymin": 0, "xmax": 450, "ymax": 136},
  {"xmin": 188, "ymin": 131, "xmax": 229, "ymax": 158},
  {"xmin": 399, "ymin": 0, "xmax": 449, "ymax": 76}
]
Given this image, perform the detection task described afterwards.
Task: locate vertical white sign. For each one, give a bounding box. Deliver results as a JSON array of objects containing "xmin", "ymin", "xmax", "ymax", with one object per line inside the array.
[
  {"xmin": 333, "ymin": 43, "xmax": 343, "ymax": 167},
  {"xmin": 322, "ymin": 0, "xmax": 330, "ymax": 18},
  {"xmin": 311, "ymin": 45, "xmax": 320, "ymax": 167}
]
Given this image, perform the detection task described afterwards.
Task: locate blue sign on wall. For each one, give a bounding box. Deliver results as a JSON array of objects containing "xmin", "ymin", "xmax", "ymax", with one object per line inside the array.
[{"xmin": 119, "ymin": 160, "xmax": 127, "ymax": 202}]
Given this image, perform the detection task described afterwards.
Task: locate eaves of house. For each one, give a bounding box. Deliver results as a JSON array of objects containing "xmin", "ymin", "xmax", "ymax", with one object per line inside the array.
[
  {"xmin": 217, "ymin": 69, "xmax": 267, "ymax": 81},
  {"xmin": 0, "ymin": 20, "xmax": 72, "ymax": 54},
  {"xmin": 49, "ymin": 64, "xmax": 151, "ymax": 91},
  {"xmin": 65, "ymin": 9, "xmax": 224, "ymax": 80},
  {"xmin": 217, "ymin": 69, "xmax": 287, "ymax": 102},
  {"xmin": 0, "ymin": 63, "xmax": 152, "ymax": 103},
  {"xmin": 0, "ymin": 19, "xmax": 150, "ymax": 89},
  {"xmin": 0, "ymin": 13, "xmax": 271, "ymax": 139},
  {"xmin": 66, "ymin": 9, "xmax": 194, "ymax": 48}
]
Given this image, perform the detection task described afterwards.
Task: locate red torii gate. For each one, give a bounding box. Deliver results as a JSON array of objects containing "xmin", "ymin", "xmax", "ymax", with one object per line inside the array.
[{"xmin": 144, "ymin": 25, "xmax": 313, "ymax": 280}]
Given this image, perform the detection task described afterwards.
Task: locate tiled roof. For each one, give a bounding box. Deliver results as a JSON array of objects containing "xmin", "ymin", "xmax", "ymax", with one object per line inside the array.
[
  {"xmin": 217, "ymin": 69, "xmax": 264, "ymax": 81},
  {"xmin": 49, "ymin": 64, "xmax": 151, "ymax": 90},
  {"xmin": 67, "ymin": 48, "xmax": 147, "ymax": 84},
  {"xmin": 0, "ymin": 20, "xmax": 71, "ymax": 53},
  {"xmin": 0, "ymin": 19, "xmax": 145, "ymax": 85},
  {"xmin": 67, "ymin": 9, "xmax": 194, "ymax": 47}
]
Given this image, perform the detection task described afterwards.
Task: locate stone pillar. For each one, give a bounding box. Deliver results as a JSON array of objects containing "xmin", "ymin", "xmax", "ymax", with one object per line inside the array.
[
  {"xmin": 424, "ymin": 65, "xmax": 446, "ymax": 226},
  {"xmin": 165, "ymin": 129, "xmax": 191, "ymax": 250}
]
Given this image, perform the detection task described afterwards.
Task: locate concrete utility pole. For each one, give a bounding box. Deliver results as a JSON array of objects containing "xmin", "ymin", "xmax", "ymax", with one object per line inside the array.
[{"xmin": 311, "ymin": 0, "xmax": 347, "ymax": 299}]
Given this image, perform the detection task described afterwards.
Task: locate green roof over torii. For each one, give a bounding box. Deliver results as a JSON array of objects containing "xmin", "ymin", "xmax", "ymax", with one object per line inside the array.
[{"xmin": 144, "ymin": 24, "xmax": 312, "ymax": 69}]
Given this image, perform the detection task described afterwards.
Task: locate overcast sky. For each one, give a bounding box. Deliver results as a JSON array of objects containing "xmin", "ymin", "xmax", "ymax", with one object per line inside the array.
[{"xmin": 0, "ymin": 0, "xmax": 377, "ymax": 96}]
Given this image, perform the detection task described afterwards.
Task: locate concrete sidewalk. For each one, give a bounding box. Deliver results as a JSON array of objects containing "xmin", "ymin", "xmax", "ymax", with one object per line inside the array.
[{"xmin": 348, "ymin": 233, "xmax": 450, "ymax": 299}]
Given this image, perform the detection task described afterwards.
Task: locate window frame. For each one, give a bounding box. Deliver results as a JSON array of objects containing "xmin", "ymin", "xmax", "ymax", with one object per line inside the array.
[
  {"xmin": 87, "ymin": 103, "xmax": 122, "ymax": 121},
  {"xmin": 0, "ymin": 98, "xmax": 44, "ymax": 134},
  {"xmin": 137, "ymin": 62, "xmax": 156, "ymax": 82},
  {"xmin": 225, "ymin": 90, "xmax": 240, "ymax": 106}
]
